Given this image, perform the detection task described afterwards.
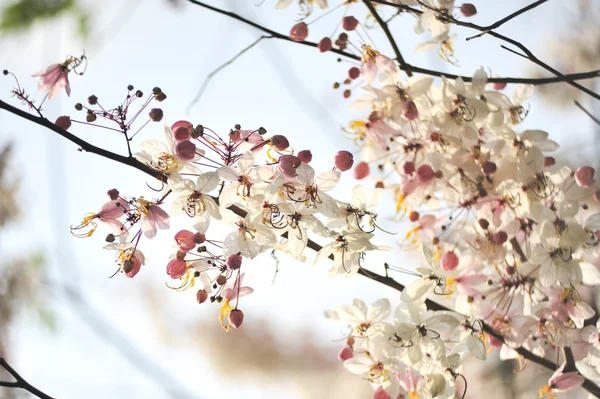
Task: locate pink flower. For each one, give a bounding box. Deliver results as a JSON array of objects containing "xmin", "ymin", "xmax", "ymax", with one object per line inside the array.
[
  {"xmin": 279, "ymin": 155, "xmax": 302, "ymax": 178},
  {"xmin": 32, "ymin": 62, "xmax": 71, "ymax": 100},
  {"xmin": 290, "ymin": 22, "xmax": 308, "ymax": 42},
  {"xmin": 96, "ymin": 199, "xmax": 130, "ymax": 234},
  {"xmin": 441, "ymin": 251, "xmax": 459, "ymax": 271},
  {"xmin": 171, "ymin": 120, "xmax": 193, "ymax": 141},
  {"xmin": 540, "ymin": 364, "xmax": 584, "ymax": 397},
  {"xmin": 139, "ymin": 200, "xmax": 170, "ymax": 238},
  {"xmin": 297, "ymin": 150, "xmax": 312, "ymax": 163},
  {"xmin": 226, "ymin": 254, "xmax": 243, "ymax": 270}
]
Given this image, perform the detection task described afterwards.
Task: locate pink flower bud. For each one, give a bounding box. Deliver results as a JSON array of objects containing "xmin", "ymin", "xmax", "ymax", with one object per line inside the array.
[
  {"xmin": 227, "ymin": 254, "xmax": 243, "ymax": 270},
  {"xmin": 318, "ymin": 37, "xmax": 332, "ymax": 52},
  {"xmin": 297, "ymin": 150, "xmax": 312, "ymax": 163},
  {"xmin": 460, "ymin": 3, "xmax": 477, "ymax": 17},
  {"xmin": 148, "ymin": 108, "xmax": 163, "ymax": 122},
  {"xmin": 575, "ymin": 166, "xmax": 596, "ymax": 188},
  {"xmin": 338, "ymin": 346, "xmax": 353, "ymax": 361},
  {"xmin": 55, "ymin": 116, "xmax": 71, "ymax": 130},
  {"xmin": 194, "ymin": 232, "xmax": 206, "ymax": 244},
  {"xmin": 337, "ymin": 32, "xmax": 348, "ymax": 45},
  {"xmin": 493, "ymin": 82, "xmax": 507, "ymax": 90},
  {"xmin": 175, "ymin": 140, "xmax": 197, "ymax": 161},
  {"xmin": 334, "ymin": 150, "xmax": 354, "ymax": 171},
  {"xmin": 409, "ymin": 211, "xmax": 419, "ymax": 222},
  {"xmin": 290, "ymin": 22, "xmax": 308, "ymax": 42},
  {"xmin": 493, "ymin": 231, "xmax": 508, "ymax": 244},
  {"xmin": 373, "ymin": 387, "xmax": 391, "ymax": 399},
  {"xmin": 417, "ymin": 164, "xmax": 434, "ymax": 183},
  {"xmin": 171, "ymin": 120, "xmax": 193, "ymax": 137},
  {"xmin": 348, "ymin": 67, "xmax": 361, "ymax": 80},
  {"xmin": 343, "ymin": 89, "xmax": 351, "ymax": 99},
  {"xmin": 175, "ymin": 229, "xmax": 196, "ymax": 252},
  {"xmin": 544, "ymin": 157, "xmax": 555, "ymax": 168},
  {"xmin": 229, "ymin": 309, "xmax": 244, "ymax": 328},
  {"xmin": 270, "ymin": 135, "xmax": 290, "ymax": 151},
  {"xmin": 402, "ymin": 100, "xmax": 419, "ymax": 121},
  {"xmin": 107, "ymin": 188, "xmax": 120, "ymax": 200},
  {"xmin": 342, "ymin": 16, "xmax": 359, "ymax": 31},
  {"xmin": 174, "ymin": 126, "xmax": 191, "ymax": 141},
  {"xmin": 403, "ymin": 161, "xmax": 415, "ymax": 175},
  {"xmin": 124, "ymin": 257, "xmax": 142, "ymax": 278},
  {"xmin": 353, "ymin": 161, "xmax": 369, "ymax": 179},
  {"xmin": 279, "ymin": 155, "xmax": 302, "ymax": 178},
  {"xmin": 489, "ymin": 335, "xmax": 502, "ymax": 347},
  {"xmin": 442, "ymin": 251, "xmax": 459, "ymax": 271},
  {"xmin": 196, "ymin": 289, "xmax": 208, "ymax": 304},
  {"xmin": 167, "ymin": 258, "xmax": 187, "ymax": 279},
  {"xmin": 482, "ymin": 161, "xmax": 497, "ymax": 175}
]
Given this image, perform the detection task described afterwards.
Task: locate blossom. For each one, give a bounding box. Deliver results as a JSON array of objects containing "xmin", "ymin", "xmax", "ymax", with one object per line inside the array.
[
  {"xmin": 71, "ymin": 198, "xmax": 130, "ymax": 237},
  {"xmin": 33, "ymin": 62, "xmax": 69, "ymax": 99},
  {"xmin": 219, "ymin": 273, "xmax": 254, "ymax": 332},
  {"xmin": 170, "ymin": 171, "xmax": 221, "ymax": 232},
  {"xmin": 539, "ymin": 364, "xmax": 584, "ymax": 398},
  {"xmin": 137, "ymin": 199, "xmax": 170, "ymax": 238}
]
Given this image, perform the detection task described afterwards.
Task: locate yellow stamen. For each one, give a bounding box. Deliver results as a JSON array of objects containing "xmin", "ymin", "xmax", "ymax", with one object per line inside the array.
[
  {"xmin": 361, "ymin": 45, "xmax": 380, "ymax": 63},
  {"xmin": 70, "ymin": 212, "xmax": 99, "ymax": 238},
  {"xmin": 219, "ymin": 299, "xmax": 232, "ymax": 332},
  {"xmin": 539, "ymin": 385, "xmax": 556, "ymax": 399}
]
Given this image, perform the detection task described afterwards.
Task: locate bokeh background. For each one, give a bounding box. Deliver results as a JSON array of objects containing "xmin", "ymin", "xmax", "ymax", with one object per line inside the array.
[{"xmin": 0, "ymin": 0, "xmax": 599, "ymax": 398}]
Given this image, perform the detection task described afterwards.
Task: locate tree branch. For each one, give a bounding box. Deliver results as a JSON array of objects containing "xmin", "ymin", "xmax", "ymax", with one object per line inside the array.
[
  {"xmin": 187, "ymin": 0, "xmax": 600, "ymax": 88},
  {"xmin": 363, "ymin": 0, "xmax": 412, "ymax": 76},
  {"xmin": 0, "ymin": 358, "xmax": 55, "ymax": 399}
]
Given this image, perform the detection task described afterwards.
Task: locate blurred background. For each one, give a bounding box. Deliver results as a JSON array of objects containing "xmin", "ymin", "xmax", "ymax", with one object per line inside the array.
[{"xmin": 0, "ymin": 0, "xmax": 599, "ymax": 398}]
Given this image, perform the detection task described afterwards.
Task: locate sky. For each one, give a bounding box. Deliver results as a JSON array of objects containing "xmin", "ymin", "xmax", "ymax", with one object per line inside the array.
[{"xmin": 0, "ymin": 0, "xmax": 598, "ymax": 398}]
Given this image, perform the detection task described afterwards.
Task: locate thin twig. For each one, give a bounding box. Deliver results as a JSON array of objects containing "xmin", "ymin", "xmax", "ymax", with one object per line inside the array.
[
  {"xmin": 0, "ymin": 358, "xmax": 55, "ymax": 399},
  {"xmin": 186, "ymin": 0, "xmax": 600, "ymax": 86},
  {"xmin": 187, "ymin": 35, "xmax": 272, "ymax": 113},
  {"xmin": 363, "ymin": 0, "xmax": 412, "ymax": 76},
  {"xmin": 575, "ymin": 100, "xmax": 600, "ymax": 126}
]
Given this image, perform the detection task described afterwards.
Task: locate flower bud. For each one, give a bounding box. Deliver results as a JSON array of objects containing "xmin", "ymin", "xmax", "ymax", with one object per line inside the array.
[
  {"xmin": 55, "ymin": 116, "xmax": 71, "ymax": 130},
  {"xmin": 74, "ymin": 103, "xmax": 83, "ymax": 111},
  {"xmin": 493, "ymin": 82, "xmax": 507, "ymax": 90},
  {"xmin": 479, "ymin": 218, "xmax": 489, "ymax": 229},
  {"xmin": 338, "ymin": 346, "xmax": 353, "ymax": 361},
  {"xmin": 124, "ymin": 257, "xmax": 141, "ymax": 278},
  {"xmin": 544, "ymin": 156, "xmax": 555, "ymax": 168},
  {"xmin": 353, "ymin": 161, "xmax": 369, "ymax": 180},
  {"xmin": 227, "ymin": 254, "xmax": 243, "ymax": 270},
  {"xmin": 343, "ymin": 89, "xmax": 351, "ymax": 98},
  {"xmin": 216, "ymin": 275, "xmax": 227, "ymax": 286},
  {"xmin": 373, "ymin": 387, "xmax": 391, "ymax": 399},
  {"xmin": 175, "ymin": 140, "xmax": 197, "ymax": 161},
  {"xmin": 229, "ymin": 309, "xmax": 244, "ymax": 328},
  {"xmin": 442, "ymin": 251, "xmax": 459, "ymax": 271},
  {"xmin": 174, "ymin": 126, "xmax": 191, "ymax": 141},
  {"xmin": 460, "ymin": 3, "xmax": 477, "ymax": 16},
  {"xmin": 493, "ymin": 231, "xmax": 508, "ymax": 244},
  {"xmin": 194, "ymin": 232, "xmax": 206, "ymax": 244},
  {"xmin": 148, "ymin": 108, "xmax": 163, "ymax": 122},
  {"xmin": 348, "ymin": 67, "xmax": 361, "ymax": 80},
  {"xmin": 155, "ymin": 92, "xmax": 167, "ymax": 102},
  {"xmin": 409, "ymin": 211, "xmax": 419, "ymax": 222},
  {"xmin": 176, "ymin": 250, "xmax": 186, "ymax": 260},
  {"xmin": 297, "ymin": 150, "xmax": 312, "ymax": 163},
  {"xmin": 290, "ymin": 22, "xmax": 308, "ymax": 42},
  {"xmin": 337, "ymin": 32, "xmax": 348, "ymax": 45},
  {"xmin": 270, "ymin": 135, "xmax": 290, "ymax": 151},
  {"xmin": 86, "ymin": 113, "xmax": 97, "ymax": 123},
  {"xmin": 318, "ymin": 37, "xmax": 332, "ymax": 52},
  {"xmin": 107, "ymin": 189, "xmax": 120, "ymax": 201},
  {"xmin": 167, "ymin": 258, "xmax": 187, "ymax": 279},
  {"xmin": 575, "ymin": 166, "xmax": 596, "ymax": 188},
  {"xmin": 87, "ymin": 95, "xmax": 98, "ymax": 105},
  {"xmin": 171, "ymin": 120, "xmax": 193, "ymax": 139},
  {"xmin": 482, "ymin": 161, "xmax": 497, "ymax": 175},
  {"xmin": 416, "ymin": 164, "xmax": 434, "ymax": 184},
  {"xmin": 334, "ymin": 150, "xmax": 354, "ymax": 171},
  {"xmin": 279, "ymin": 155, "xmax": 302, "ymax": 178},
  {"xmin": 402, "ymin": 100, "xmax": 419, "ymax": 121},
  {"xmin": 105, "ymin": 233, "xmax": 115, "ymax": 243},
  {"xmin": 375, "ymin": 181, "xmax": 384, "ymax": 189},
  {"xmin": 175, "ymin": 229, "xmax": 196, "ymax": 252},
  {"xmin": 152, "ymin": 87, "xmax": 162, "ymax": 95},
  {"xmin": 196, "ymin": 289, "xmax": 208, "ymax": 304},
  {"xmin": 403, "ymin": 161, "xmax": 415, "ymax": 175},
  {"xmin": 342, "ymin": 16, "xmax": 359, "ymax": 31}
]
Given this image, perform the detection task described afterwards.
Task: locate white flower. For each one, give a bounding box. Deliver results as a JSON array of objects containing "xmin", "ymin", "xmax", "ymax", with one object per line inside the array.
[
  {"xmin": 221, "ymin": 209, "xmax": 276, "ymax": 259},
  {"xmin": 170, "ymin": 172, "xmax": 221, "ymax": 232}
]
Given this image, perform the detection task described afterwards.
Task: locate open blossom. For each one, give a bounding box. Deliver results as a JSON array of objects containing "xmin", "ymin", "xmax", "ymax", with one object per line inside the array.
[
  {"xmin": 540, "ymin": 364, "xmax": 584, "ymax": 398},
  {"xmin": 33, "ymin": 62, "xmax": 69, "ymax": 99},
  {"xmin": 170, "ymin": 171, "xmax": 221, "ymax": 233},
  {"xmin": 138, "ymin": 199, "xmax": 170, "ymax": 238},
  {"xmin": 71, "ymin": 198, "xmax": 130, "ymax": 237}
]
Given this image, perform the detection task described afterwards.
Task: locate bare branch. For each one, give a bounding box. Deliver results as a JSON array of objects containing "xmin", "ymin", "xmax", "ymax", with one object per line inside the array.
[
  {"xmin": 575, "ymin": 100, "xmax": 600, "ymax": 126},
  {"xmin": 0, "ymin": 358, "xmax": 55, "ymax": 399}
]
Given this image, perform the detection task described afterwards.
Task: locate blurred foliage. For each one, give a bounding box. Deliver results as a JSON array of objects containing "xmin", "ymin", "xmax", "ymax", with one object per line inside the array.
[{"xmin": 0, "ymin": 0, "xmax": 89, "ymax": 37}]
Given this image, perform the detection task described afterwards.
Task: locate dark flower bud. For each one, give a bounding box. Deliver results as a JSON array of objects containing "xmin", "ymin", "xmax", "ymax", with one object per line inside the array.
[
  {"xmin": 229, "ymin": 309, "xmax": 244, "ymax": 328},
  {"xmin": 149, "ymin": 108, "xmax": 163, "ymax": 122}
]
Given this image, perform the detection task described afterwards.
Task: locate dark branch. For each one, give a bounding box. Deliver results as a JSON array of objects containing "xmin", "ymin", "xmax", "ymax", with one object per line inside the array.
[
  {"xmin": 187, "ymin": 0, "xmax": 600, "ymax": 88},
  {"xmin": 0, "ymin": 358, "xmax": 55, "ymax": 399},
  {"xmin": 575, "ymin": 100, "xmax": 600, "ymax": 126},
  {"xmin": 363, "ymin": 0, "xmax": 412, "ymax": 76}
]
